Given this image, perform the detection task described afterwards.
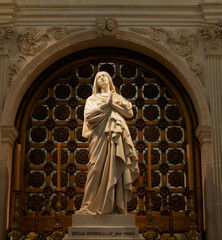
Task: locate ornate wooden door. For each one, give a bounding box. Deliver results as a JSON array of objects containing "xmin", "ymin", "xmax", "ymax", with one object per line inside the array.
[{"xmin": 11, "ymin": 48, "xmax": 203, "ymax": 233}]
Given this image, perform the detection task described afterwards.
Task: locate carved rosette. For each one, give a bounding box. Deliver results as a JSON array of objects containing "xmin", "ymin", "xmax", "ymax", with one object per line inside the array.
[
  {"xmin": 99, "ymin": 63, "xmax": 115, "ymax": 77},
  {"xmin": 29, "ymin": 149, "xmax": 45, "ymax": 164},
  {"xmin": 52, "ymin": 172, "xmax": 67, "ymax": 187},
  {"xmin": 75, "ymin": 172, "xmax": 87, "ymax": 188},
  {"xmin": 127, "ymin": 197, "xmax": 138, "ymax": 212},
  {"xmin": 28, "ymin": 172, "xmax": 45, "ymax": 188},
  {"xmin": 169, "ymin": 195, "xmax": 185, "ymax": 212},
  {"xmin": 32, "ymin": 105, "xmax": 48, "ymax": 120},
  {"xmin": 76, "ymin": 150, "xmax": 89, "ymax": 164}
]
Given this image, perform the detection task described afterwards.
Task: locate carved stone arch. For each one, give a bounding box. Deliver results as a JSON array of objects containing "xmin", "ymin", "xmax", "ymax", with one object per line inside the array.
[
  {"xmin": 1, "ymin": 30, "xmax": 210, "ymax": 236},
  {"xmin": 2, "ymin": 30, "xmax": 210, "ymax": 126}
]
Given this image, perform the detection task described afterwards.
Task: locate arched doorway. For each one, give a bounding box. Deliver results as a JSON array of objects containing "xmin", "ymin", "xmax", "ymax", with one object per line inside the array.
[{"xmin": 11, "ymin": 47, "xmax": 203, "ymax": 234}]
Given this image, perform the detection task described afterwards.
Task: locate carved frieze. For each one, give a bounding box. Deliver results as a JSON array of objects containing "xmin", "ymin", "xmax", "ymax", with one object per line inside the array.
[
  {"xmin": 95, "ymin": 18, "xmax": 118, "ymax": 37},
  {"xmin": 200, "ymin": 20, "xmax": 222, "ymax": 55}
]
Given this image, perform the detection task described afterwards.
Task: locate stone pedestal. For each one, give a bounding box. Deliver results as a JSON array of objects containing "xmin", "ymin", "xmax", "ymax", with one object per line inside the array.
[{"xmin": 63, "ymin": 214, "xmax": 140, "ymax": 240}]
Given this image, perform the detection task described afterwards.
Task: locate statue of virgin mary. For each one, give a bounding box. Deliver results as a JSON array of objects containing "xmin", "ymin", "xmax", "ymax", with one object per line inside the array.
[{"xmin": 77, "ymin": 71, "xmax": 139, "ymax": 215}]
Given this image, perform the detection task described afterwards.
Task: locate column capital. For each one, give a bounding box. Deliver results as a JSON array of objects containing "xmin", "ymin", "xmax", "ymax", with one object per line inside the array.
[
  {"xmin": 200, "ymin": 21, "xmax": 222, "ymax": 56},
  {"xmin": 196, "ymin": 125, "xmax": 212, "ymax": 147},
  {"xmin": 1, "ymin": 125, "xmax": 18, "ymax": 147}
]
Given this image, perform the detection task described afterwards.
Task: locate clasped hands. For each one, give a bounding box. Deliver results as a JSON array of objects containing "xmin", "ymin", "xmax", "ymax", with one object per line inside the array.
[
  {"xmin": 100, "ymin": 91, "xmax": 133, "ymax": 118},
  {"xmin": 100, "ymin": 91, "xmax": 115, "ymax": 110}
]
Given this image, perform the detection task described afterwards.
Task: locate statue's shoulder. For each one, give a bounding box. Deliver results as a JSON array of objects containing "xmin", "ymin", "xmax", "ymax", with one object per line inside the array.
[{"xmin": 86, "ymin": 95, "xmax": 94, "ymax": 101}]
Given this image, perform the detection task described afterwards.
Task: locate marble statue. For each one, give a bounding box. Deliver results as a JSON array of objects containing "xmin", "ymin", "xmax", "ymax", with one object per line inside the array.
[{"xmin": 77, "ymin": 71, "xmax": 139, "ymax": 215}]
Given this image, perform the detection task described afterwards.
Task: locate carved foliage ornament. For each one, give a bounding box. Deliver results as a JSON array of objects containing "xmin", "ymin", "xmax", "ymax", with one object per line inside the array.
[
  {"xmin": 47, "ymin": 26, "xmax": 87, "ymax": 41},
  {"xmin": 129, "ymin": 27, "xmax": 197, "ymax": 57},
  {"xmin": 165, "ymin": 29, "xmax": 198, "ymax": 57},
  {"xmin": 129, "ymin": 26, "xmax": 206, "ymax": 87},
  {"xmin": 0, "ymin": 25, "xmax": 14, "ymax": 50},
  {"xmin": 8, "ymin": 26, "xmax": 87, "ymax": 86},
  {"xmin": 95, "ymin": 18, "xmax": 118, "ymax": 38},
  {"xmin": 18, "ymin": 27, "xmax": 49, "ymax": 56},
  {"xmin": 200, "ymin": 20, "xmax": 222, "ymax": 55}
]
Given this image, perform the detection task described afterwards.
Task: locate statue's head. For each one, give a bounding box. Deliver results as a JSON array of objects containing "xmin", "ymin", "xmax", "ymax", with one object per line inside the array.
[{"xmin": 93, "ymin": 71, "xmax": 116, "ymax": 94}]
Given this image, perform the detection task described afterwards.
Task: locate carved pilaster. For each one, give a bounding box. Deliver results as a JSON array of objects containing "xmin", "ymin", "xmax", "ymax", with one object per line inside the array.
[
  {"xmin": 200, "ymin": 22, "xmax": 222, "ymax": 238},
  {"xmin": 0, "ymin": 24, "xmax": 15, "ymax": 116}
]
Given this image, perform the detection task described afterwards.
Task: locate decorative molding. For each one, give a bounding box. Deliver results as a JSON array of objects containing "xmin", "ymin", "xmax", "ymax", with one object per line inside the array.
[
  {"xmin": 129, "ymin": 26, "xmax": 205, "ymax": 87},
  {"xmin": 8, "ymin": 56, "xmax": 26, "ymax": 87},
  {"xmin": 47, "ymin": 26, "xmax": 87, "ymax": 41},
  {"xmin": 165, "ymin": 29, "xmax": 198, "ymax": 57},
  {"xmin": 18, "ymin": 27, "xmax": 49, "ymax": 56},
  {"xmin": 129, "ymin": 26, "xmax": 165, "ymax": 41},
  {"xmin": 1, "ymin": 125, "xmax": 19, "ymax": 147},
  {"xmin": 196, "ymin": 125, "xmax": 212, "ymax": 147},
  {"xmin": 200, "ymin": 21, "xmax": 222, "ymax": 55},
  {"xmin": 186, "ymin": 56, "xmax": 206, "ymax": 87},
  {"xmin": 8, "ymin": 26, "xmax": 87, "ymax": 85},
  {"xmin": 0, "ymin": 25, "xmax": 14, "ymax": 53},
  {"xmin": 95, "ymin": 18, "xmax": 118, "ymax": 38}
]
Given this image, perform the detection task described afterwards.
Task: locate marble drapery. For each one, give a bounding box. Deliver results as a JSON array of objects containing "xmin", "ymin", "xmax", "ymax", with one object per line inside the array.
[{"xmin": 78, "ymin": 81, "xmax": 139, "ymax": 215}]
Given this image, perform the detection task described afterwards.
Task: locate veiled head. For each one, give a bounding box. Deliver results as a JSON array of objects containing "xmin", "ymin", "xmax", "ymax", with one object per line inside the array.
[{"xmin": 92, "ymin": 71, "xmax": 116, "ymax": 94}]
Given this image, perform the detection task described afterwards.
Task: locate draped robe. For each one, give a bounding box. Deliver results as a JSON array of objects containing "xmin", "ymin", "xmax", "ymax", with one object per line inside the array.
[{"xmin": 78, "ymin": 92, "xmax": 139, "ymax": 215}]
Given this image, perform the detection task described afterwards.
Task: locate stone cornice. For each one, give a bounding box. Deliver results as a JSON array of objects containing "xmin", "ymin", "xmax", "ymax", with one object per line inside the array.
[{"xmin": 1, "ymin": 125, "xmax": 18, "ymax": 147}]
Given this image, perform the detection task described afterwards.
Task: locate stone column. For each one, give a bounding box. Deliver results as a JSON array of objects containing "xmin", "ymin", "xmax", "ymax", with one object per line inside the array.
[
  {"xmin": 200, "ymin": 21, "xmax": 222, "ymax": 240},
  {"xmin": 0, "ymin": 125, "xmax": 18, "ymax": 240}
]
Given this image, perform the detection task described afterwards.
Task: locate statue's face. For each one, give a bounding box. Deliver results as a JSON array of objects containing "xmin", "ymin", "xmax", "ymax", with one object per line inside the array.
[{"xmin": 96, "ymin": 72, "xmax": 110, "ymax": 89}]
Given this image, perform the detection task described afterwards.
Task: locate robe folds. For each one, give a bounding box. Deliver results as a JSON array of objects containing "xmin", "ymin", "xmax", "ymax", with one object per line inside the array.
[{"xmin": 78, "ymin": 92, "xmax": 139, "ymax": 215}]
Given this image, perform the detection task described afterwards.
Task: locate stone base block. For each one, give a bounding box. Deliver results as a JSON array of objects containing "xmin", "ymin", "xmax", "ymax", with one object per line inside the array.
[{"xmin": 63, "ymin": 214, "xmax": 140, "ymax": 240}]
